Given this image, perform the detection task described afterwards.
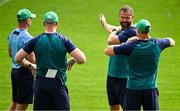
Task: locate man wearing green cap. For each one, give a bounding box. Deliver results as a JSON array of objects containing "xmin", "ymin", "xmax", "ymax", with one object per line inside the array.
[
  {"xmin": 104, "ymin": 19, "xmax": 175, "ymax": 110},
  {"xmin": 8, "ymin": 8, "xmax": 36, "ymax": 110},
  {"xmin": 99, "ymin": 5, "xmax": 136, "ymax": 110},
  {"xmin": 15, "ymin": 11, "xmax": 86, "ymax": 110}
]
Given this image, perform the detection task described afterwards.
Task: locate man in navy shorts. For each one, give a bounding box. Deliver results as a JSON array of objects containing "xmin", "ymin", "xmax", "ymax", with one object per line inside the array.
[
  {"xmin": 99, "ymin": 5, "xmax": 136, "ymax": 110},
  {"xmin": 15, "ymin": 11, "xmax": 86, "ymax": 110},
  {"xmin": 8, "ymin": 8, "xmax": 36, "ymax": 110},
  {"xmin": 104, "ymin": 19, "xmax": 175, "ymax": 110}
]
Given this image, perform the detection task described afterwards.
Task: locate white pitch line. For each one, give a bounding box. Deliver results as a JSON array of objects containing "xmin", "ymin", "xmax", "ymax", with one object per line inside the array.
[{"xmin": 0, "ymin": 0, "xmax": 11, "ymax": 6}]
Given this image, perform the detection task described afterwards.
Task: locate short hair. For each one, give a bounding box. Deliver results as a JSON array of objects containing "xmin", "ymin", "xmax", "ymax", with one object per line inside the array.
[
  {"xmin": 119, "ymin": 5, "xmax": 134, "ymax": 15},
  {"xmin": 17, "ymin": 19, "xmax": 27, "ymax": 24},
  {"xmin": 17, "ymin": 15, "xmax": 28, "ymax": 24}
]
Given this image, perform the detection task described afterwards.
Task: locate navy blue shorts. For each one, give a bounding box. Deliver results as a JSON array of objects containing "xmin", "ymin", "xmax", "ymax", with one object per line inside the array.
[
  {"xmin": 106, "ymin": 75, "xmax": 127, "ymax": 107},
  {"xmin": 11, "ymin": 67, "xmax": 34, "ymax": 104},
  {"xmin": 124, "ymin": 88, "xmax": 159, "ymax": 110},
  {"xmin": 33, "ymin": 77, "xmax": 70, "ymax": 110}
]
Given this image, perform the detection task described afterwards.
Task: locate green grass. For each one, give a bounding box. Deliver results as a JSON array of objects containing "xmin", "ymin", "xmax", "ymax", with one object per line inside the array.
[{"xmin": 0, "ymin": 0, "xmax": 180, "ymax": 110}]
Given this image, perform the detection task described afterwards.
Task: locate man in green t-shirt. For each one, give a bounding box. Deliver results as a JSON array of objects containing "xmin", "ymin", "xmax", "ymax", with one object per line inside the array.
[
  {"xmin": 15, "ymin": 11, "xmax": 86, "ymax": 110},
  {"xmin": 104, "ymin": 19, "xmax": 175, "ymax": 110},
  {"xmin": 99, "ymin": 5, "xmax": 136, "ymax": 110}
]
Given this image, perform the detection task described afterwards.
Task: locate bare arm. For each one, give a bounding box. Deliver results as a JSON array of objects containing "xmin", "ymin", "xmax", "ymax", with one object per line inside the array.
[
  {"xmin": 15, "ymin": 49, "xmax": 36, "ymax": 74},
  {"xmin": 99, "ymin": 14, "xmax": 122, "ymax": 45},
  {"xmin": 108, "ymin": 30, "xmax": 121, "ymax": 45},
  {"xmin": 67, "ymin": 48, "xmax": 86, "ymax": 71},
  {"xmin": 27, "ymin": 52, "xmax": 35, "ymax": 64},
  {"xmin": 69, "ymin": 48, "xmax": 86, "ymax": 64},
  {"xmin": 99, "ymin": 14, "xmax": 121, "ymax": 33},
  {"xmin": 15, "ymin": 49, "xmax": 31, "ymax": 67},
  {"xmin": 104, "ymin": 45, "xmax": 115, "ymax": 56}
]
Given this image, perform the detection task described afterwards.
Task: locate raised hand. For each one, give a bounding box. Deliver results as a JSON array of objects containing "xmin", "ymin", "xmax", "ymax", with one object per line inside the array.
[{"xmin": 99, "ymin": 14, "xmax": 106, "ymax": 26}]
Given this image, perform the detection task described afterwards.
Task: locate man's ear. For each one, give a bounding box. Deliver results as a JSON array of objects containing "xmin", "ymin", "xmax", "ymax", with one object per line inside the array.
[
  {"xmin": 137, "ymin": 29, "xmax": 141, "ymax": 35},
  {"xmin": 132, "ymin": 15, "xmax": 134, "ymax": 19}
]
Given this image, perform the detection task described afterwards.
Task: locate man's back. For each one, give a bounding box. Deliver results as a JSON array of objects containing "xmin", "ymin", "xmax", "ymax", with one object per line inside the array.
[
  {"xmin": 112, "ymin": 38, "xmax": 171, "ymax": 89},
  {"xmin": 15, "ymin": 11, "xmax": 86, "ymax": 110},
  {"xmin": 8, "ymin": 28, "xmax": 32, "ymax": 68},
  {"xmin": 127, "ymin": 39, "xmax": 161, "ymax": 89},
  {"xmin": 23, "ymin": 33, "xmax": 76, "ymax": 85},
  {"xmin": 34, "ymin": 33, "xmax": 67, "ymax": 69}
]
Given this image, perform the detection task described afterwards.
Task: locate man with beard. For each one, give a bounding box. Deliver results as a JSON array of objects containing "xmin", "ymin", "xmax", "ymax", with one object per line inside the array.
[{"xmin": 99, "ymin": 5, "xmax": 136, "ymax": 110}]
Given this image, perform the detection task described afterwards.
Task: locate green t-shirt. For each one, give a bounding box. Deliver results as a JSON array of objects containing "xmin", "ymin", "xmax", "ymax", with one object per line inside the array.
[
  {"xmin": 113, "ymin": 38, "xmax": 171, "ymax": 89},
  {"xmin": 107, "ymin": 27, "xmax": 136, "ymax": 78},
  {"xmin": 108, "ymin": 55, "xmax": 129, "ymax": 78},
  {"xmin": 23, "ymin": 33, "xmax": 76, "ymax": 85}
]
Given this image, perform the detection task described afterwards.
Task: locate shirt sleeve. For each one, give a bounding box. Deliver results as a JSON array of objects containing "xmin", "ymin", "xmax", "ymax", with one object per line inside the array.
[
  {"xmin": 118, "ymin": 29, "xmax": 136, "ymax": 43},
  {"xmin": 156, "ymin": 38, "xmax": 170, "ymax": 51},
  {"xmin": 113, "ymin": 42, "xmax": 135, "ymax": 57},
  {"xmin": 118, "ymin": 31, "xmax": 128, "ymax": 43},
  {"xmin": 63, "ymin": 37, "xmax": 76, "ymax": 53},
  {"xmin": 23, "ymin": 37, "xmax": 37, "ymax": 54}
]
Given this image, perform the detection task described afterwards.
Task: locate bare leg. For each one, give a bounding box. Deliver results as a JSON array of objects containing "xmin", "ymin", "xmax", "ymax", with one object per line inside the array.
[
  {"xmin": 15, "ymin": 104, "xmax": 28, "ymax": 111},
  {"xmin": 110, "ymin": 105, "xmax": 122, "ymax": 111},
  {"xmin": 8, "ymin": 102, "xmax": 17, "ymax": 111}
]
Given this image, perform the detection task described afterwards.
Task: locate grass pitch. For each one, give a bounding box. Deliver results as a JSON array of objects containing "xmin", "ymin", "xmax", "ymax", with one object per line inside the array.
[{"xmin": 0, "ymin": 0, "xmax": 180, "ymax": 110}]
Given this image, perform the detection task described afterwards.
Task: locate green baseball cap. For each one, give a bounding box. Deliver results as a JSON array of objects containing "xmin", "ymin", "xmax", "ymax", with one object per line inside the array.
[
  {"xmin": 43, "ymin": 11, "xmax": 59, "ymax": 24},
  {"xmin": 17, "ymin": 8, "xmax": 36, "ymax": 20},
  {"xmin": 135, "ymin": 19, "xmax": 151, "ymax": 33}
]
